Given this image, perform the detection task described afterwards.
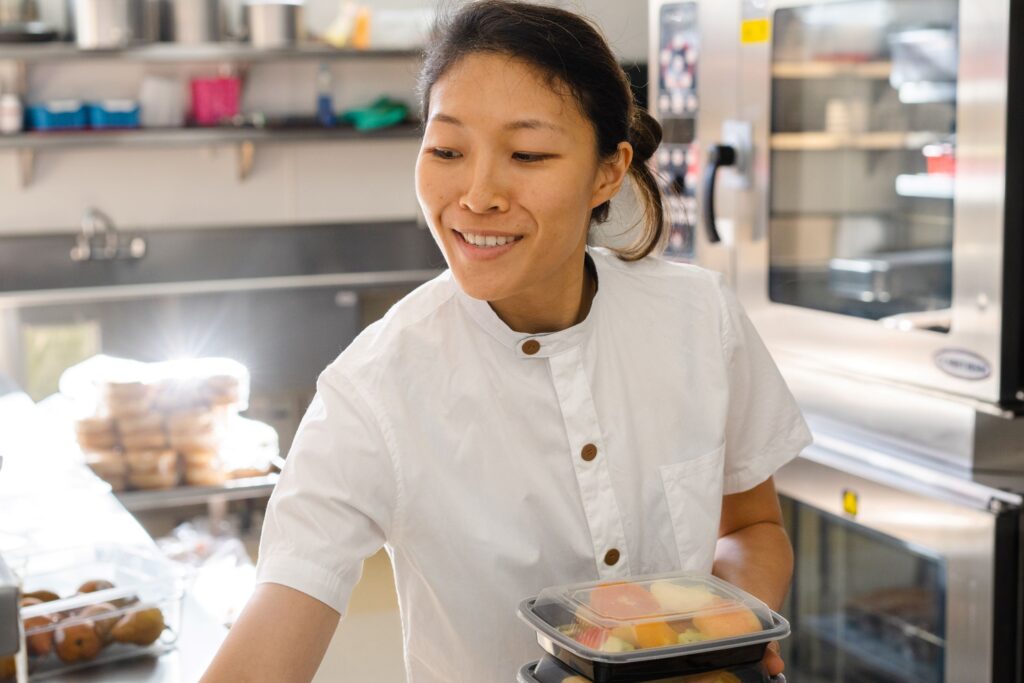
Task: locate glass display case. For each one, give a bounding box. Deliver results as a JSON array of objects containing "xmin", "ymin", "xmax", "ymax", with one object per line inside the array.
[
  {"xmin": 781, "ymin": 497, "xmax": 946, "ymax": 682},
  {"xmin": 773, "ymin": 446, "xmax": 1021, "ymax": 683}
]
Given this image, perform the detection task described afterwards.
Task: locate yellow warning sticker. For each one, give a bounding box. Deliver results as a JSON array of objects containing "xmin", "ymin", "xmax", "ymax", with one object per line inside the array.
[
  {"xmin": 842, "ymin": 489, "xmax": 859, "ymax": 517},
  {"xmin": 741, "ymin": 18, "xmax": 771, "ymax": 44}
]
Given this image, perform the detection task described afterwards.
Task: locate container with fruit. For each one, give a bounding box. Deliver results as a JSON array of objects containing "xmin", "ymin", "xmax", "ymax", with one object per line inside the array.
[
  {"xmin": 9, "ymin": 544, "xmax": 186, "ymax": 678},
  {"xmin": 517, "ymin": 572, "xmax": 789, "ymax": 683}
]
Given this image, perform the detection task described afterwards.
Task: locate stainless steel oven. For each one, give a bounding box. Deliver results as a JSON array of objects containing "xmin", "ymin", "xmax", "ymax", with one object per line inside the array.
[
  {"xmin": 775, "ymin": 439, "xmax": 1022, "ymax": 683},
  {"xmin": 649, "ymin": 0, "xmax": 738, "ymax": 278},
  {"xmin": 653, "ymin": 0, "xmax": 1023, "ymax": 408}
]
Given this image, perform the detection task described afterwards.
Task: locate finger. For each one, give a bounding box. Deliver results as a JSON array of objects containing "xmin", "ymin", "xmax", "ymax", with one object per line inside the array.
[{"xmin": 763, "ymin": 646, "xmax": 785, "ymax": 677}]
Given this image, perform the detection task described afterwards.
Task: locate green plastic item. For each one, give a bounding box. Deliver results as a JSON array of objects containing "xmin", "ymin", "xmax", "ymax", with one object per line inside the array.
[{"xmin": 340, "ymin": 97, "xmax": 410, "ymax": 131}]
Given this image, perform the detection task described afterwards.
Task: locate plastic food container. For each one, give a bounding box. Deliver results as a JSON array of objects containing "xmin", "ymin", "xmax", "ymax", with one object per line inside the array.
[
  {"xmin": 25, "ymin": 101, "xmax": 87, "ymax": 131},
  {"xmin": 518, "ymin": 656, "xmax": 783, "ymax": 683},
  {"xmin": 923, "ymin": 143, "xmax": 956, "ymax": 176},
  {"xmin": 11, "ymin": 544, "xmax": 186, "ymax": 679},
  {"xmin": 86, "ymin": 100, "xmax": 141, "ymax": 129},
  {"xmin": 189, "ymin": 76, "xmax": 240, "ymax": 126},
  {"xmin": 517, "ymin": 572, "xmax": 789, "ymax": 683}
]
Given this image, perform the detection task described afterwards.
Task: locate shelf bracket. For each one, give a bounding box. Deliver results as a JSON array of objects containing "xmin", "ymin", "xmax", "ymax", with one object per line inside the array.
[
  {"xmin": 237, "ymin": 140, "xmax": 255, "ymax": 181},
  {"xmin": 16, "ymin": 149, "xmax": 34, "ymax": 188}
]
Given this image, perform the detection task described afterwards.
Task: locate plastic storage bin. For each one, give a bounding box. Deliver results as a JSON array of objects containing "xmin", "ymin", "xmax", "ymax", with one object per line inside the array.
[
  {"xmin": 25, "ymin": 101, "xmax": 87, "ymax": 131},
  {"xmin": 87, "ymin": 101, "xmax": 141, "ymax": 129},
  {"xmin": 190, "ymin": 77, "xmax": 241, "ymax": 126},
  {"xmin": 518, "ymin": 572, "xmax": 789, "ymax": 683},
  {"xmin": 518, "ymin": 656, "xmax": 783, "ymax": 683},
  {"xmin": 11, "ymin": 544, "xmax": 186, "ymax": 679}
]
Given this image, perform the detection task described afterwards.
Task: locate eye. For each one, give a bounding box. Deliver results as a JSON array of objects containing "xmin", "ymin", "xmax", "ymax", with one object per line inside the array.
[
  {"xmin": 429, "ymin": 148, "xmax": 462, "ymax": 160},
  {"xmin": 512, "ymin": 152, "xmax": 554, "ymax": 163}
]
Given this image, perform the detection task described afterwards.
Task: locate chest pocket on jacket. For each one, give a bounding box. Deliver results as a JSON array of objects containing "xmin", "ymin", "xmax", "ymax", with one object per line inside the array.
[{"xmin": 659, "ymin": 445, "xmax": 725, "ymax": 573}]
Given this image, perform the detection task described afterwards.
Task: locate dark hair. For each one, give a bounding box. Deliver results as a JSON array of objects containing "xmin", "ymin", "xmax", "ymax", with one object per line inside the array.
[{"xmin": 418, "ymin": 0, "xmax": 665, "ymax": 261}]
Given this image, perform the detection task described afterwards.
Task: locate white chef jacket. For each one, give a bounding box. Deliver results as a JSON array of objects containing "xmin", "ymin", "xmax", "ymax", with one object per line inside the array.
[{"xmin": 256, "ymin": 247, "xmax": 813, "ymax": 682}]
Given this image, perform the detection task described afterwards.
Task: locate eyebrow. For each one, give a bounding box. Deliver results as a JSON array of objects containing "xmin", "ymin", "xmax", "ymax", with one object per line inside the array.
[{"xmin": 429, "ymin": 113, "xmax": 565, "ymax": 133}]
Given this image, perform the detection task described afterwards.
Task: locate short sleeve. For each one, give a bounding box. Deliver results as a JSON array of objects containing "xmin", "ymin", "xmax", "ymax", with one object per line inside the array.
[
  {"xmin": 255, "ymin": 370, "xmax": 400, "ymax": 615},
  {"xmin": 717, "ymin": 281, "xmax": 813, "ymax": 495}
]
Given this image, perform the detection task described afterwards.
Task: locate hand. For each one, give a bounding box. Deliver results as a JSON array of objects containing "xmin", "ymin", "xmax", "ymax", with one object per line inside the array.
[{"xmin": 762, "ymin": 641, "xmax": 784, "ymax": 678}]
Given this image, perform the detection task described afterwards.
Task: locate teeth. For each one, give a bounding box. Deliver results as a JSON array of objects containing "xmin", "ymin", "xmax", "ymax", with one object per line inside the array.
[{"xmin": 458, "ymin": 231, "xmax": 520, "ymax": 248}]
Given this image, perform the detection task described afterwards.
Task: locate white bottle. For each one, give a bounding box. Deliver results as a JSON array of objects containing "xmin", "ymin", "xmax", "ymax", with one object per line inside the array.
[{"xmin": 0, "ymin": 93, "xmax": 23, "ymax": 135}]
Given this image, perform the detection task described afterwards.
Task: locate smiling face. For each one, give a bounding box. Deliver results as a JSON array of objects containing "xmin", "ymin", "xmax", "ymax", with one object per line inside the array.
[{"xmin": 416, "ymin": 52, "xmax": 630, "ymax": 323}]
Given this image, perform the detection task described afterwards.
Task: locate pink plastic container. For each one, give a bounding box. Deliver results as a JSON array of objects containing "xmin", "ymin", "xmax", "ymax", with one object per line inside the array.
[{"xmin": 190, "ymin": 77, "xmax": 241, "ymax": 126}]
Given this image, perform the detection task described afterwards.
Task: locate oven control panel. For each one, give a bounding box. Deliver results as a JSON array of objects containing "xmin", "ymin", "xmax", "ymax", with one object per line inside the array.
[{"xmin": 655, "ymin": 2, "xmax": 700, "ymax": 262}]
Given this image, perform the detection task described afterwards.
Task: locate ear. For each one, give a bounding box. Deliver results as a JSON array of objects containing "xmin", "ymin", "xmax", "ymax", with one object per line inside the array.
[{"xmin": 590, "ymin": 142, "xmax": 634, "ymax": 209}]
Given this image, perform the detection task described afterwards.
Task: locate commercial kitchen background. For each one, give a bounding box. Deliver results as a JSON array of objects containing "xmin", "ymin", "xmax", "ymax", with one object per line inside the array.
[{"xmin": 1, "ymin": 0, "xmax": 1022, "ymax": 681}]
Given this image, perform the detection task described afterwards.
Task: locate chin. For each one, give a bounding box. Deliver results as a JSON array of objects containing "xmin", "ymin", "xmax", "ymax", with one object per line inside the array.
[{"xmin": 448, "ymin": 268, "xmax": 513, "ymax": 302}]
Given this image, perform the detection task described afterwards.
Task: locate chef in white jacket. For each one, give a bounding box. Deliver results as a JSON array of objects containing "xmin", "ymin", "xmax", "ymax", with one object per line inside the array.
[{"xmin": 202, "ymin": 2, "xmax": 812, "ymax": 681}]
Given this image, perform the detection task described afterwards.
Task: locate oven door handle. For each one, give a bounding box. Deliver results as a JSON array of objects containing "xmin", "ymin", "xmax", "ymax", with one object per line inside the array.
[{"xmin": 702, "ymin": 143, "xmax": 736, "ymax": 244}]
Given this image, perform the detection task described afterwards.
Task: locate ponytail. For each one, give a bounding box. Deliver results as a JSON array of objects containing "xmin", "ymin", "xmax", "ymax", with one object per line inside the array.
[{"xmin": 618, "ymin": 108, "xmax": 665, "ymax": 262}]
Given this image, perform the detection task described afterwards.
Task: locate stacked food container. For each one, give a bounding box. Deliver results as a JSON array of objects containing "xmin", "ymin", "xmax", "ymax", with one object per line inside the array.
[
  {"xmin": 6, "ymin": 544, "xmax": 187, "ymax": 680},
  {"xmin": 517, "ymin": 573, "xmax": 788, "ymax": 683}
]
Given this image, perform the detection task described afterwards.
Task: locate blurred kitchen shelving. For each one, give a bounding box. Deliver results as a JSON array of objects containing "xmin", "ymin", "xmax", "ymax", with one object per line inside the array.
[
  {"xmin": 0, "ymin": 122, "xmax": 421, "ymax": 149},
  {"xmin": 115, "ymin": 471, "xmax": 279, "ymax": 512},
  {"xmin": 0, "ymin": 44, "xmax": 422, "ymax": 63},
  {"xmin": 0, "ymin": 44, "xmax": 424, "ymax": 188},
  {"xmin": 114, "ymin": 455, "xmax": 286, "ymax": 532},
  {"xmin": 1, "ymin": 121, "xmax": 423, "ymax": 186}
]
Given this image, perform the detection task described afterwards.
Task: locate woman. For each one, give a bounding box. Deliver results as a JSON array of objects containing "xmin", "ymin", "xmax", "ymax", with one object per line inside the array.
[{"xmin": 202, "ymin": 2, "xmax": 811, "ymax": 681}]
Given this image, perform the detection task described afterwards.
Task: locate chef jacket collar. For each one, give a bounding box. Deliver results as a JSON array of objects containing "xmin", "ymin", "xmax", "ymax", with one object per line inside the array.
[{"xmin": 455, "ymin": 251, "xmax": 601, "ymax": 359}]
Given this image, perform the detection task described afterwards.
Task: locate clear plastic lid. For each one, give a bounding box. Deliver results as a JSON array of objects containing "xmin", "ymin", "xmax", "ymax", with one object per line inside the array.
[{"xmin": 520, "ymin": 572, "xmax": 787, "ymax": 665}]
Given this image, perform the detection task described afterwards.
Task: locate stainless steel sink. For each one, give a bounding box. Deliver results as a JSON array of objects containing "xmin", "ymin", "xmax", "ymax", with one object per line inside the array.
[{"xmin": 0, "ymin": 220, "xmax": 443, "ymax": 295}]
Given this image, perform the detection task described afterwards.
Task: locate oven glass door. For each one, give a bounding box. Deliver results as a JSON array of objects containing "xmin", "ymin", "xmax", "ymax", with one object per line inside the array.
[
  {"xmin": 769, "ymin": 0, "xmax": 958, "ymax": 327},
  {"xmin": 780, "ymin": 496, "xmax": 948, "ymax": 683},
  {"xmin": 729, "ymin": 0, "xmax": 1012, "ymax": 404}
]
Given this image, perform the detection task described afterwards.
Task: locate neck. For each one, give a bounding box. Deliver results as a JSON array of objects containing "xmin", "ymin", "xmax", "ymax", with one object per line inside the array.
[{"xmin": 490, "ymin": 250, "xmax": 596, "ymax": 334}]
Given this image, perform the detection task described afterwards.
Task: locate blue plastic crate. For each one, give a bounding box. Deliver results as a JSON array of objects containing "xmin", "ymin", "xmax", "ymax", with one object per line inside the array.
[
  {"xmin": 87, "ymin": 101, "xmax": 141, "ymax": 129},
  {"xmin": 25, "ymin": 102, "xmax": 87, "ymax": 131}
]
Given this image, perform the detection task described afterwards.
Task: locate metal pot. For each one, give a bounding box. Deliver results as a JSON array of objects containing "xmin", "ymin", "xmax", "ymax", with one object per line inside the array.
[
  {"xmin": 172, "ymin": 0, "xmax": 220, "ymax": 43},
  {"xmin": 0, "ymin": 0, "xmax": 37, "ymax": 24},
  {"xmin": 242, "ymin": 0, "xmax": 302, "ymax": 49},
  {"xmin": 73, "ymin": 0, "xmax": 139, "ymax": 48},
  {"xmin": 68, "ymin": 0, "xmax": 157, "ymax": 43},
  {"xmin": 0, "ymin": 0, "xmax": 38, "ymax": 24}
]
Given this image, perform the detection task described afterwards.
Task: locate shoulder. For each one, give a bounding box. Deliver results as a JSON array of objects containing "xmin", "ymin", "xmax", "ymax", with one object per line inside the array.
[
  {"xmin": 319, "ymin": 270, "xmax": 459, "ymax": 387},
  {"xmin": 590, "ymin": 247, "xmax": 725, "ymax": 303}
]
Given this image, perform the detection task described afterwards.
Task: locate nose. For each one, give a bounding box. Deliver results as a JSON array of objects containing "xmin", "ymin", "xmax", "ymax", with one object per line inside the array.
[{"xmin": 459, "ymin": 157, "xmax": 510, "ymax": 214}]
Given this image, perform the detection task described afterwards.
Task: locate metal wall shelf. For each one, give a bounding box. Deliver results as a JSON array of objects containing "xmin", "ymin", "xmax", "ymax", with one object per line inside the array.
[
  {"xmin": 0, "ymin": 43, "xmax": 423, "ymax": 189},
  {"xmin": 0, "ymin": 122, "xmax": 421, "ymax": 150},
  {"xmin": 0, "ymin": 43, "xmax": 422, "ymax": 63},
  {"xmin": 115, "ymin": 471, "xmax": 279, "ymax": 512},
  {"xmin": 1, "ymin": 122, "xmax": 422, "ymax": 186}
]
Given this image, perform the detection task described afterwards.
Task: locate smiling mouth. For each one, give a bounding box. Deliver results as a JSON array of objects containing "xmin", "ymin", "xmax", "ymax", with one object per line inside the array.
[{"xmin": 453, "ymin": 229, "xmax": 525, "ymax": 248}]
